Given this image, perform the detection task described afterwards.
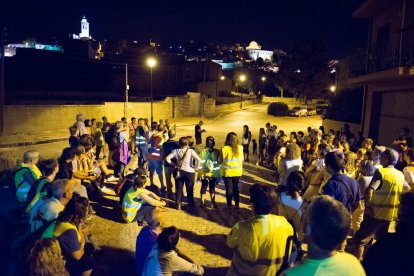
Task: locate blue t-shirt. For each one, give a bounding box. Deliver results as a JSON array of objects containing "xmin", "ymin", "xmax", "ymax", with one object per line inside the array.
[
  {"xmin": 322, "ymin": 174, "xmax": 361, "ymax": 213},
  {"xmin": 136, "ymin": 226, "xmax": 158, "ymax": 275}
]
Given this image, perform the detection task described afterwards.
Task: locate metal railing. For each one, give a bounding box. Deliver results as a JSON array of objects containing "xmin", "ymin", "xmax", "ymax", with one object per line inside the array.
[{"xmin": 349, "ymin": 27, "xmax": 414, "ymax": 78}]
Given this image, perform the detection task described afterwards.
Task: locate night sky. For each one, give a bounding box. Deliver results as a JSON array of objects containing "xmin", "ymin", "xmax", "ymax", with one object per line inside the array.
[{"xmin": 1, "ymin": 0, "xmax": 368, "ymax": 57}]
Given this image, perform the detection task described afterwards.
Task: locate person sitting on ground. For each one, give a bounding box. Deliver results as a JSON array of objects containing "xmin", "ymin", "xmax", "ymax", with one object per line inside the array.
[
  {"xmin": 278, "ymin": 143, "xmax": 303, "ymax": 186},
  {"xmin": 276, "ymin": 171, "xmax": 305, "ymax": 241},
  {"xmin": 135, "ymin": 209, "xmax": 163, "ymax": 275},
  {"xmin": 23, "ymin": 238, "xmax": 69, "ymax": 276},
  {"xmin": 121, "ymin": 172, "xmax": 166, "ymax": 225},
  {"xmin": 117, "ymin": 167, "xmax": 147, "ymax": 204},
  {"xmin": 403, "ymin": 148, "xmax": 414, "ymax": 190},
  {"xmin": 69, "ymin": 126, "xmax": 80, "ymax": 148},
  {"xmin": 14, "ymin": 150, "xmax": 42, "ymax": 203},
  {"xmin": 30, "ymin": 179, "xmax": 74, "ymax": 232},
  {"xmin": 42, "ymin": 194, "xmax": 94, "ymax": 276},
  {"xmin": 362, "ymin": 191, "xmax": 414, "ymax": 275},
  {"xmin": 198, "ymin": 136, "xmax": 220, "ymax": 209},
  {"xmin": 143, "ymin": 226, "xmax": 204, "ymax": 276},
  {"xmin": 227, "ymin": 184, "xmax": 294, "ymax": 275},
  {"xmin": 351, "ymin": 148, "xmax": 404, "ymax": 260},
  {"xmin": 282, "ymin": 195, "xmax": 365, "ymax": 276},
  {"xmin": 26, "ymin": 158, "xmax": 59, "ymax": 214},
  {"xmin": 321, "ymin": 151, "xmax": 361, "ymax": 214}
]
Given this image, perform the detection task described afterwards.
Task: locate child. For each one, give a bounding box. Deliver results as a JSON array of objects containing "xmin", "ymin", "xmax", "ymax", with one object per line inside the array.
[
  {"xmin": 69, "ymin": 126, "xmax": 80, "ymax": 148},
  {"xmin": 122, "ymin": 170, "xmax": 166, "ymax": 226},
  {"xmin": 252, "ymin": 139, "xmax": 258, "ymax": 156}
]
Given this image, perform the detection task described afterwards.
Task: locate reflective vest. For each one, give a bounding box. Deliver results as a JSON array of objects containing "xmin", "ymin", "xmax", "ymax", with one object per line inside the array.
[
  {"xmin": 227, "ymin": 214, "xmax": 293, "ymax": 275},
  {"xmin": 371, "ymin": 167, "xmax": 404, "ymax": 221},
  {"xmin": 25, "ymin": 178, "xmax": 50, "ymax": 214},
  {"xmin": 220, "ymin": 145, "xmax": 243, "ymax": 177},
  {"xmin": 147, "ymin": 135, "xmax": 163, "ymax": 161},
  {"xmin": 122, "ymin": 187, "xmax": 145, "ymax": 223},
  {"xmin": 42, "ymin": 221, "xmax": 81, "ymax": 242},
  {"xmin": 135, "ymin": 126, "xmax": 147, "ymax": 146},
  {"xmin": 198, "ymin": 148, "xmax": 220, "ymax": 178},
  {"xmin": 14, "ymin": 164, "xmax": 39, "ymax": 203}
]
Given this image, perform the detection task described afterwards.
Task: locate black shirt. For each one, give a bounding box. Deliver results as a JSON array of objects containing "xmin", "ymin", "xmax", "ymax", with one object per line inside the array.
[
  {"xmin": 195, "ymin": 125, "xmax": 202, "ymax": 145},
  {"xmin": 162, "ymin": 140, "xmax": 180, "ymax": 168}
]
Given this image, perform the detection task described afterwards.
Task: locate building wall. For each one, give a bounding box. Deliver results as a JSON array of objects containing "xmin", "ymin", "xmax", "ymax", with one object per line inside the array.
[{"xmin": 197, "ymin": 79, "xmax": 232, "ymax": 98}]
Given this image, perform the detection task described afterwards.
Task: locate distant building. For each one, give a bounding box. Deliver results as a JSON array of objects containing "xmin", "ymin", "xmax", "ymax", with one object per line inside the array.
[
  {"xmin": 79, "ymin": 16, "xmax": 91, "ymax": 40},
  {"xmin": 246, "ymin": 41, "xmax": 273, "ymax": 61}
]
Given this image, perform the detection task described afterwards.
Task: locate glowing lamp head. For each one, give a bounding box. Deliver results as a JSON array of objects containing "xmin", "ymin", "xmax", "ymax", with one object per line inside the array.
[
  {"xmin": 330, "ymin": 85, "xmax": 336, "ymax": 92},
  {"xmin": 239, "ymin": 75, "xmax": 246, "ymax": 82},
  {"xmin": 261, "ymin": 76, "xmax": 266, "ymax": 81},
  {"xmin": 147, "ymin": 57, "xmax": 157, "ymax": 68},
  {"xmin": 220, "ymin": 76, "xmax": 225, "ymax": 80}
]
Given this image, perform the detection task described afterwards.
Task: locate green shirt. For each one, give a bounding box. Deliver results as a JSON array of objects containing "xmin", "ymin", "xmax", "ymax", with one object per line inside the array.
[{"xmin": 284, "ymin": 252, "xmax": 365, "ymax": 276}]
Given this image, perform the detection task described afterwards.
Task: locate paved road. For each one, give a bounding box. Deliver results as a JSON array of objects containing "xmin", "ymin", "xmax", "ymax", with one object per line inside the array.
[{"xmin": 1, "ymin": 104, "xmax": 322, "ymax": 275}]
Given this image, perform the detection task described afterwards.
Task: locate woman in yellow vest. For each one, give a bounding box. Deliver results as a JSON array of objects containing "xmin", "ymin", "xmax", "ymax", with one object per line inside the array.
[
  {"xmin": 122, "ymin": 173, "xmax": 166, "ymax": 225},
  {"xmin": 42, "ymin": 194, "xmax": 94, "ymax": 276},
  {"xmin": 219, "ymin": 132, "xmax": 244, "ymax": 208}
]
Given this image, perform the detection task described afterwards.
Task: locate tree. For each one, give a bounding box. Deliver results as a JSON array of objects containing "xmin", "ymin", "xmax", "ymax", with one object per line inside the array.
[{"xmin": 274, "ymin": 39, "xmax": 331, "ymax": 103}]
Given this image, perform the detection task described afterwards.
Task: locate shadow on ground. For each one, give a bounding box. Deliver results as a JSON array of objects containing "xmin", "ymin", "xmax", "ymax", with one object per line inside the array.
[{"xmin": 92, "ymin": 246, "xmax": 136, "ymax": 276}]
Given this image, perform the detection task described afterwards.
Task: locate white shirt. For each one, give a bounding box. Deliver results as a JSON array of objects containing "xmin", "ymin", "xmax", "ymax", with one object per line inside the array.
[
  {"xmin": 166, "ymin": 148, "xmax": 201, "ymax": 173},
  {"xmin": 75, "ymin": 121, "xmax": 87, "ymax": 136},
  {"xmin": 30, "ymin": 197, "xmax": 65, "ymax": 232},
  {"xmin": 403, "ymin": 166, "xmax": 414, "ymax": 190},
  {"xmin": 279, "ymin": 158, "xmax": 303, "ymax": 186}
]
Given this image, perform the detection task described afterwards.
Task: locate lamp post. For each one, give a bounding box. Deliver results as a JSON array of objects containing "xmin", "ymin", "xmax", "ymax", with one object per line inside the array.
[
  {"xmin": 239, "ymin": 74, "xmax": 246, "ymax": 109},
  {"xmin": 124, "ymin": 63, "xmax": 129, "ymax": 120},
  {"xmin": 261, "ymin": 76, "xmax": 266, "ymax": 94},
  {"xmin": 146, "ymin": 57, "xmax": 157, "ymax": 123}
]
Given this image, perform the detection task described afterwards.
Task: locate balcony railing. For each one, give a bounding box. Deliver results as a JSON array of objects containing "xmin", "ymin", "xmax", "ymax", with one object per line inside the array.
[{"xmin": 349, "ymin": 27, "xmax": 414, "ymax": 78}]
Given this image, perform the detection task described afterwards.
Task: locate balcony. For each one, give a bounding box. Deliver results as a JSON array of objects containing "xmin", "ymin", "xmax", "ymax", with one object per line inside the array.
[{"xmin": 348, "ymin": 27, "xmax": 414, "ymax": 83}]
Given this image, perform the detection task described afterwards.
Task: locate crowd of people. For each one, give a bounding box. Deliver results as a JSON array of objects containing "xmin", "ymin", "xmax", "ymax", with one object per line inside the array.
[{"xmin": 8, "ymin": 112, "xmax": 414, "ymax": 275}]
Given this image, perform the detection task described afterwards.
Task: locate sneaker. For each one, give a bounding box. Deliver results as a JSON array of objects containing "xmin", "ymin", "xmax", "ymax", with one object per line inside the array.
[
  {"xmin": 106, "ymin": 175, "xmax": 119, "ymax": 182},
  {"xmin": 100, "ymin": 186, "xmax": 115, "ymax": 195},
  {"xmin": 176, "ymin": 203, "xmax": 182, "ymax": 211},
  {"xmin": 88, "ymin": 205, "xmax": 96, "ymax": 215},
  {"xmin": 212, "ymin": 203, "xmax": 218, "ymax": 209}
]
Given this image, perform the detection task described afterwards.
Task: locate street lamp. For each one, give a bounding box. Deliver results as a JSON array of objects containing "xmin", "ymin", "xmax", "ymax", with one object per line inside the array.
[
  {"xmin": 146, "ymin": 57, "xmax": 157, "ymax": 123},
  {"xmin": 220, "ymin": 76, "xmax": 225, "ymax": 80},
  {"xmin": 261, "ymin": 76, "xmax": 266, "ymax": 94},
  {"xmin": 239, "ymin": 74, "xmax": 246, "ymax": 109},
  {"xmin": 330, "ymin": 85, "xmax": 336, "ymax": 92}
]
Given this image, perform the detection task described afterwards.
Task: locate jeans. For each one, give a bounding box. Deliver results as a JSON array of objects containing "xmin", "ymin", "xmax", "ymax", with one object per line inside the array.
[
  {"xmin": 165, "ymin": 166, "xmax": 175, "ymax": 194},
  {"xmin": 137, "ymin": 144, "xmax": 148, "ymax": 167},
  {"xmin": 175, "ymin": 170, "xmax": 196, "ymax": 206},
  {"xmin": 114, "ymin": 162, "xmax": 125, "ymax": 178},
  {"xmin": 223, "ymin": 176, "xmax": 241, "ymax": 206},
  {"xmin": 132, "ymin": 203, "xmax": 156, "ymax": 224}
]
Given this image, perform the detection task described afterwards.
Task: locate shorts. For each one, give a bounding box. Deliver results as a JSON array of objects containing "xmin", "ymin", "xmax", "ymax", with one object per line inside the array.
[
  {"xmin": 201, "ymin": 178, "xmax": 218, "ymax": 194},
  {"xmin": 353, "ymin": 215, "xmax": 390, "ymax": 246},
  {"xmin": 148, "ymin": 159, "xmax": 163, "ymax": 175}
]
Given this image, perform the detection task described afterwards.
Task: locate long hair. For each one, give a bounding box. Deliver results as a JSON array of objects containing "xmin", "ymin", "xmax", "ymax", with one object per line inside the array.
[
  {"xmin": 225, "ymin": 132, "xmax": 239, "ymax": 155},
  {"xmin": 58, "ymin": 194, "xmax": 88, "ymax": 228},
  {"xmin": 26, "ymin": 238, "xmax": 69, "ymax": 276}
]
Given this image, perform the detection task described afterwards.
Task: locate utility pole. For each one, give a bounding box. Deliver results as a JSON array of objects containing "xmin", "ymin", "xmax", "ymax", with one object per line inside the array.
[
  {"xmin": 125, "ymin": 63, "xmax": 129, "ymax": 120},
  {"xmin": 0, "ymin": 27, "xmax": 5, "ymax": 135}
]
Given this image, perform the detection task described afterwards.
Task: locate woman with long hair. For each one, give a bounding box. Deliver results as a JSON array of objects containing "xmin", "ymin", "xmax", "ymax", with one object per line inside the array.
[
  {"xmin": 143, "ymin": 226, "xmax": 204, "ymax": 275},
  {"xmin": 219, "ymin": 132, "xmax": 244, "ymax": 209},
  {"xmin": 42, "ymin": 194, "xmax": 94, "ymax": 276},
  {"xmin": 25, "ymin": 238, "xmax": 69, "ymax": 276},
  {"xmin": 242, "ymin": 125, "xmax": 252, "ymax": 162}
]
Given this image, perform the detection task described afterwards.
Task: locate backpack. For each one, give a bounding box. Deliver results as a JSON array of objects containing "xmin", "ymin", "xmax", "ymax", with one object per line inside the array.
[{"xmin": 111, "ymin": 132, "xmax": 121, "ymax": 148}]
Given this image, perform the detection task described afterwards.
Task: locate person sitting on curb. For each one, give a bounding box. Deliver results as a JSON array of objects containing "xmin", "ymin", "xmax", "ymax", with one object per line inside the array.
[
  {"xmin": 14, "ymin": 150, "xmax": 42, "ymax": 203},
  {"xmin": 121, "ymin": 172, "xmax": 166, "ymax": 226}
]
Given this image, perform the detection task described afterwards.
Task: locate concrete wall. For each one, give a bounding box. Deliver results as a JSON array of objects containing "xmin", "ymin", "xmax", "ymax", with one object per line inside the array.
[
  {"xmin": 197, "ymin": 79, "xmax": 232, "ymax": 98},
  {"xmin": 2, "ymin": 93, "xmax": 204, "ymax": 136},
  {"xmin": 215, "ymin": 99, "xmax": 261, "ymax": 114},
  {"xmin": 322, "ymin": 119, "xmax": 361, "ymax": 134}
]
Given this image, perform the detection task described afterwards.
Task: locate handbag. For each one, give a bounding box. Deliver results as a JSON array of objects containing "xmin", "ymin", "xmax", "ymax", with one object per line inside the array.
[{"xmin": 173, "ymin": 148, "xmax": 189, "ymax": 179}]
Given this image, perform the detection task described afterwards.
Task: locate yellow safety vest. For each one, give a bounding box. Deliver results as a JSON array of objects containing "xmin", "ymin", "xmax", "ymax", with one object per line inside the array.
[
  {"xmin": 198, "ymin": 148, "xmax": 220, "ymax": 178},
  {"xmin": 371, "ymin": 167, "xmax": 404, "ymax": 221},
  {"xmin": 42, "ymin": 221, "xmax": 81, "ymax": 242},
  {"xmin": 14, "ymin": 164, "xmax": 40, "ymax": 203},
  {"xmin": 122, "ymin": 187, "xmax": 145, "ymax": 223},
  {"xmin": 220, "ymin": 145, "xmax": 243, "ymax": 177}
]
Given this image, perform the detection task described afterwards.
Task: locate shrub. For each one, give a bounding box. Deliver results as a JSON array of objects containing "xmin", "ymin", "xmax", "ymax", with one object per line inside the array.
[{"xmin": 267, "ymin": 102, "xmax": 289, "ymax": 116}]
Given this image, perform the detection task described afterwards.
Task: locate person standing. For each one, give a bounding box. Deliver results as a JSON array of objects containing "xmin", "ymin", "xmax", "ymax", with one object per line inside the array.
[
  {"xmin": 219, "ymin": 132, "xmax": 244, "ymax": 209},
  {"xmin": 198, "ymin": 136, "xmax": 220, "ymax": 209},
  {"xmin": 351, "ymin": 148, "xmax": 404, "ymax": 260},
  {"xmin": 147, "ymin": 124, "xmax": 166, "ymax": 194},
  {"xmin": 112, "ymin": 121, "xmax": 130, "ymax": 178},
  {"xmin": 227, "ymin": 184, "xmax": 294, "ymax": 275},
  {"xmin": 128, "ymin": 117, "xmax": 138, "ymax": 154},
  {"xmin": 195, "ymin": 121, "xmax": 206, "ymax": 146},
  {"xmin": 135, "ymin": 118, "xmax": 149, "ymax": 167},
  {"xmin": 74, "ymin": 114, "xmax": 88, "ymax": 137},
  {"xmin": 165, "ymin": 137, "xmax": 201, "ymax": 210},
  {"xmin": 242, "ymin": 125, "xmax": 252, "ymax": 162},
  {"xmin": 93, "ymin": 122, "xmax": 104, "ymax": 159},
  {"xmin": 162, "ymin": 129, "xmax": 180, "ymax": 199}
]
